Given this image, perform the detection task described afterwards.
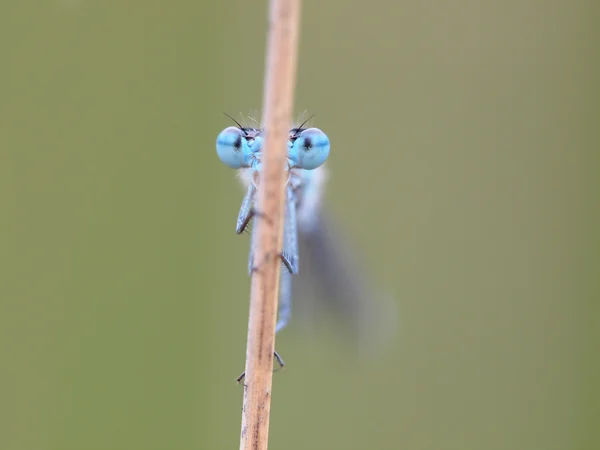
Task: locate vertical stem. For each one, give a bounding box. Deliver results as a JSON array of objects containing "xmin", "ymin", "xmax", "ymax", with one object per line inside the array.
[{"xmin": 239, "ymin": 1, "xmax": 302, "ymax": 450}]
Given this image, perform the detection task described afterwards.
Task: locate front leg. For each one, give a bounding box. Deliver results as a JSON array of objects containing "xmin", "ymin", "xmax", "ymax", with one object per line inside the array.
[
  {"xmin": 236, "ymin": 184, "xmax": 256, "ymax": 235},
  {"xmin": 235, "ymin": 184, "xmax": 258, "ymax": 275},
  {"xmin": 281, "ymin": 185, "xmax": 299, "ymax": 274}
]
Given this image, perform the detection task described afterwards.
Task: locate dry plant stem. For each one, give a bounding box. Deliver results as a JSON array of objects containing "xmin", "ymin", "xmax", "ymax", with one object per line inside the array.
[{"xmin": 239, "ymin": 0, "xmax": 302, "ymax": 449}]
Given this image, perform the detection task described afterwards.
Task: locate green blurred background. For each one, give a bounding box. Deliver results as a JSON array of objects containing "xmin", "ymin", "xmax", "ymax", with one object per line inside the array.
[{"xmin": 1, "ymin": 1, "xmax": 597, "ymax": 449}]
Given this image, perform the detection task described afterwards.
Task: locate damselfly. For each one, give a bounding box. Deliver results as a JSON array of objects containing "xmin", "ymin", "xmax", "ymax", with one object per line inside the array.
[{"xmin": 216, "ymin": 115, "xmax": 396, "ymax": 381}]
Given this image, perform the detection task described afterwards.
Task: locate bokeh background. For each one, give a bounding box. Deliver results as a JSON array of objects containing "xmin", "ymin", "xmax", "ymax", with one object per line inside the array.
[{"xmin": 1, "ymin": 1, "xmax": 597, "ymax": 449}]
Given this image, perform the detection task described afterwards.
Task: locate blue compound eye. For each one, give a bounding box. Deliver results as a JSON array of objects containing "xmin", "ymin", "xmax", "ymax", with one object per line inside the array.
[
  {"xmin": 288, "ymin": 128, "xmax": 330, "ymax": 170},
  {"xmin": 216, "ymin": 126, "xmax": 260, "ymax": 169}
]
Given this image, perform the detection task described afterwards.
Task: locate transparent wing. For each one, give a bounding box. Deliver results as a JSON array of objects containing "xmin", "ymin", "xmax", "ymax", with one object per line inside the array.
[{"xmin": 292, "ymin": 212, "xmax": 398, "ymax": 358}]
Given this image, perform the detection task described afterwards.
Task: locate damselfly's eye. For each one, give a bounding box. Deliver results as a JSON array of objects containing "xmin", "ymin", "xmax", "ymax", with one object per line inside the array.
[
  {"xmin": 216, "ymin": 127, "xmax": 259, "ymax": 169},
  {"xmin": 288, "ymin": 128, "xmax": 330, "ymax": 170}
]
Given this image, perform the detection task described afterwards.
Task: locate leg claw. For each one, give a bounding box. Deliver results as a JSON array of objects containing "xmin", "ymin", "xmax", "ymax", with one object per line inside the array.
[{"xmin": 236, "ymin": 350, "xmax": 285, "ymax": 384}]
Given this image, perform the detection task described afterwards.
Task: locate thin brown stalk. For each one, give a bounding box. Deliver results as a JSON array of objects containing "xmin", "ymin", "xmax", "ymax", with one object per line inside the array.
[{"xmin": 238, "ymin": 0, "xmax": 302, "ymax": 449}]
